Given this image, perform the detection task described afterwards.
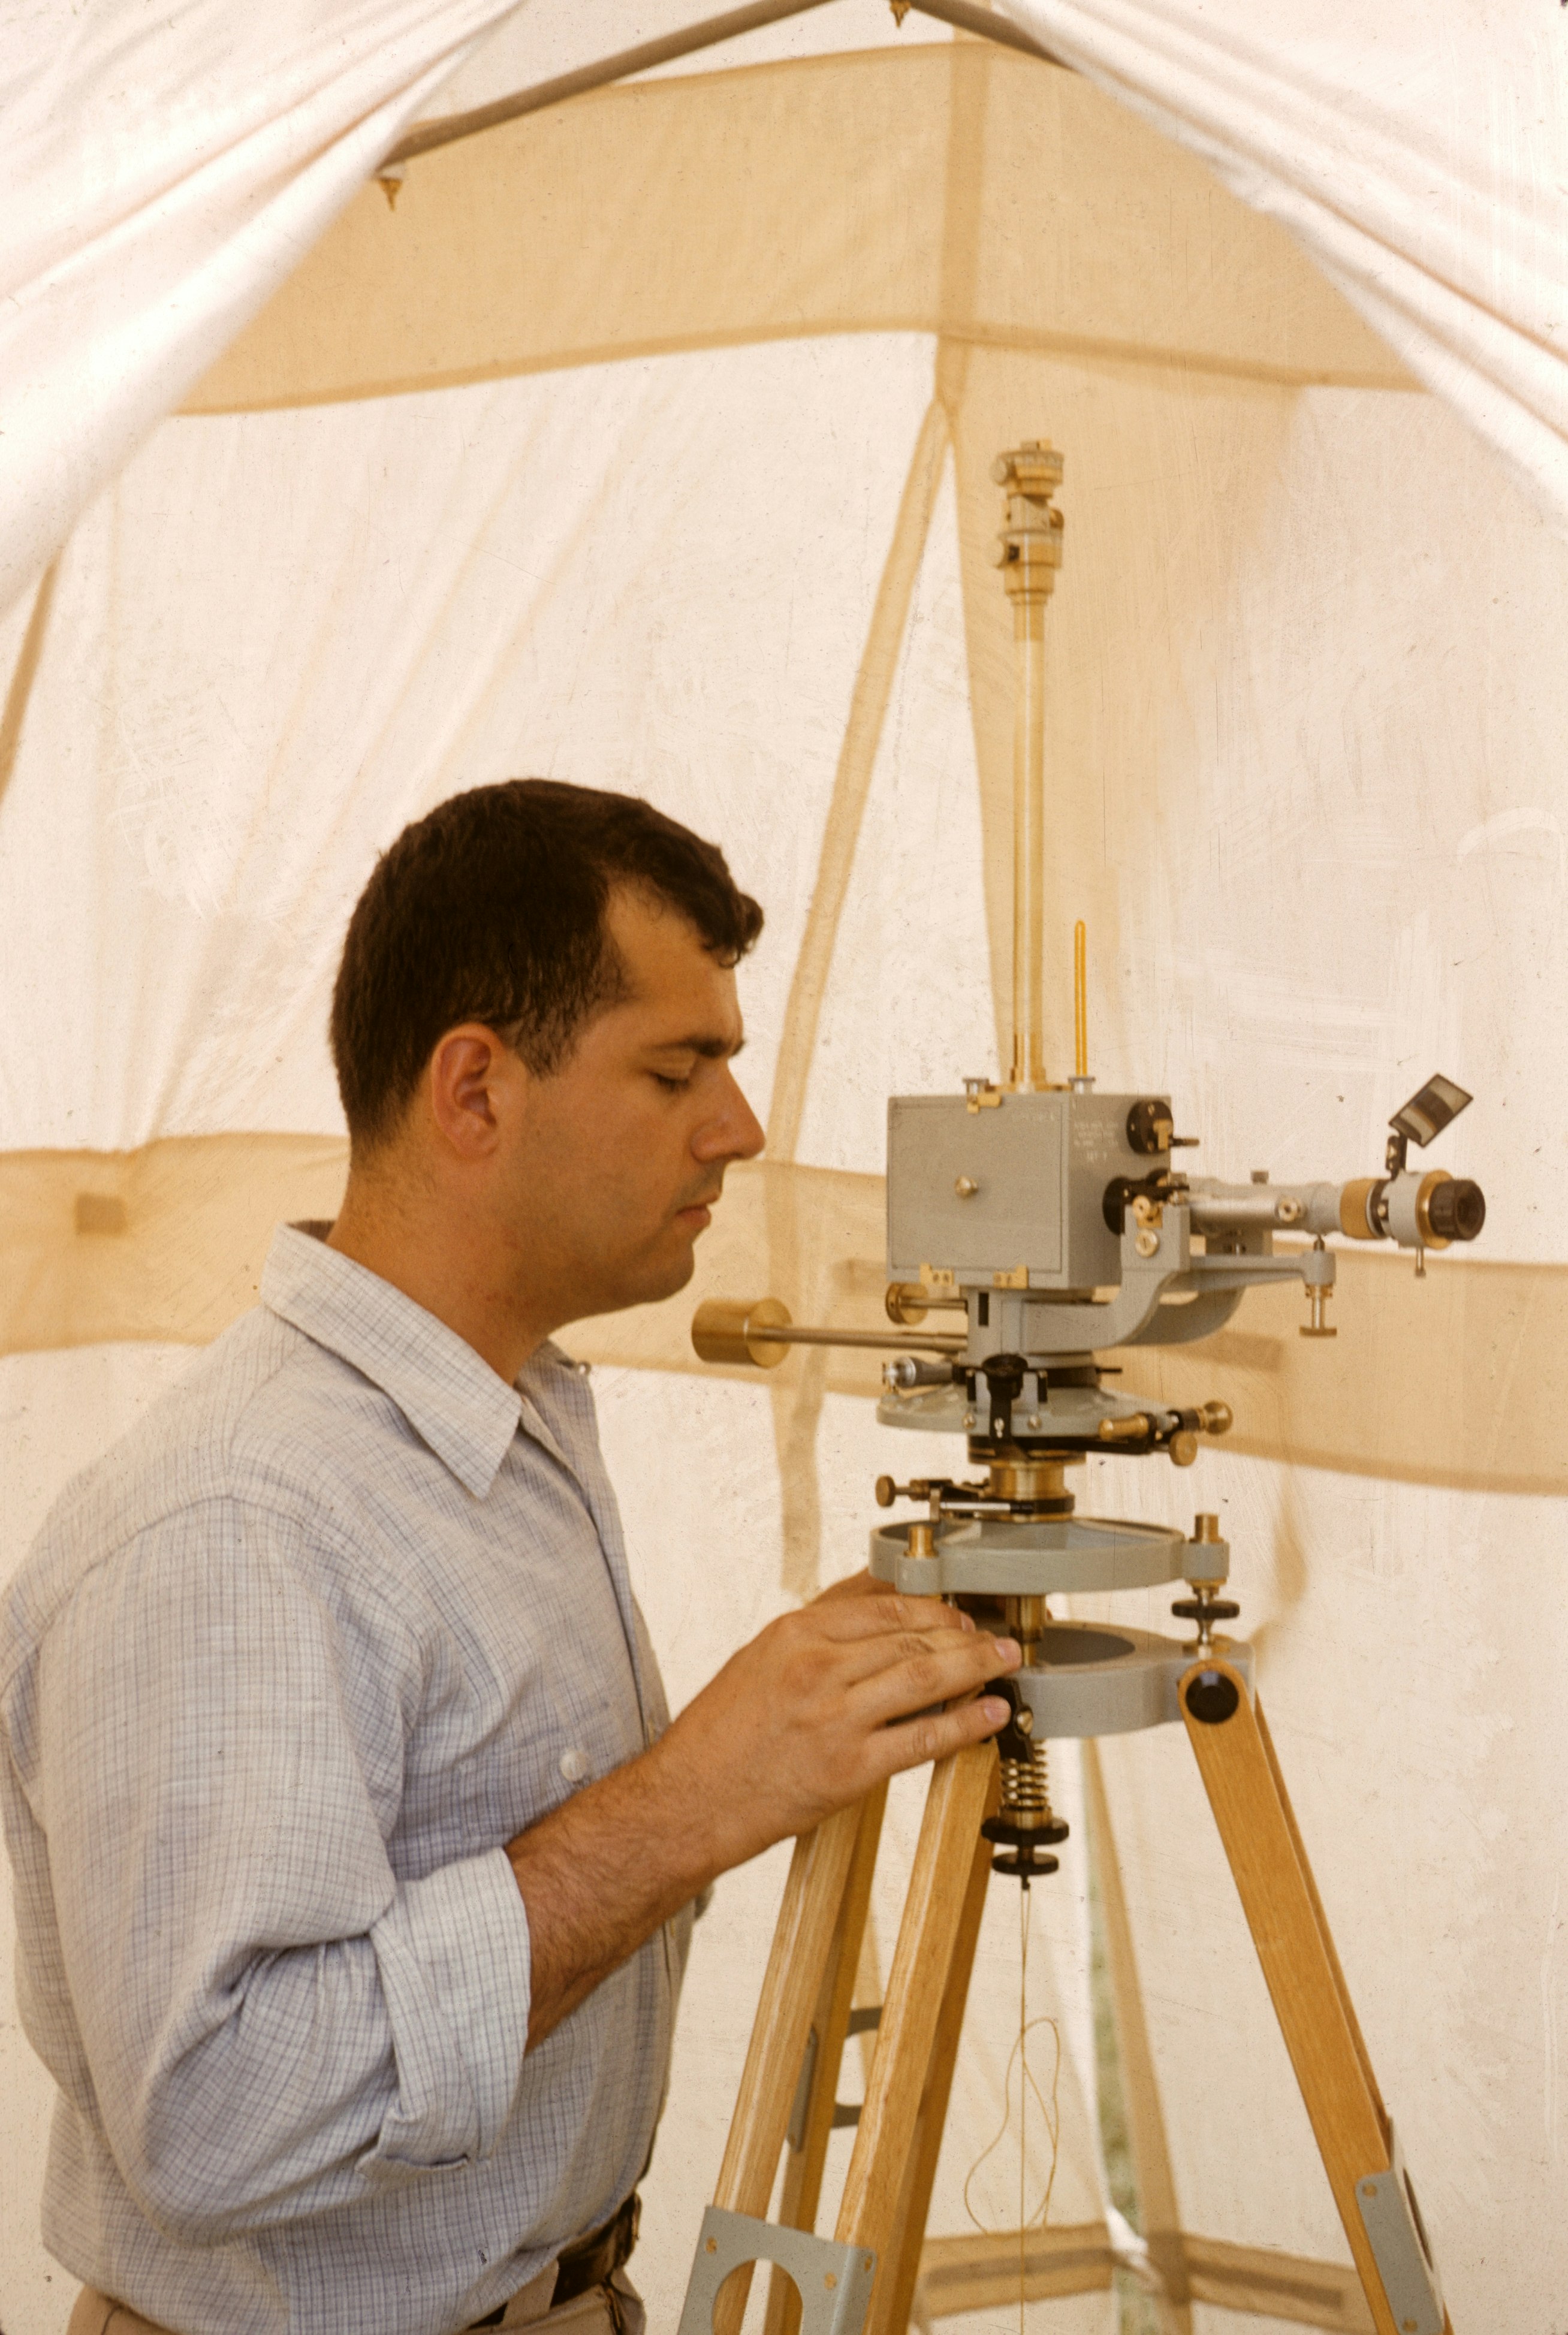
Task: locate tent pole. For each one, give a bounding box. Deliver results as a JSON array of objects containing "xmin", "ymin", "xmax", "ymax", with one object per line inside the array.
[
  {"xmin": 909, "ymin": 0, "xmax": 1065, "ymax": 65},
  {"xmin": 381, "ymin": 0, "xmax": 1068, "ymax": 174},
  {"xmin": 384, "ymin": 0, "xmax": 839, "ymax": 169}
]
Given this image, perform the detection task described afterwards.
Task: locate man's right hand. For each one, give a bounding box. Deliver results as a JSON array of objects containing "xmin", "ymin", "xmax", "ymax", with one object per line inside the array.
[
  {"xmin": 650, "ymin": 1571, "xmax": 1019, "ymax": 1873},
  {"xmin": 506, "ymin": 1574, "xmax": 1017, "ymax": 2046}
]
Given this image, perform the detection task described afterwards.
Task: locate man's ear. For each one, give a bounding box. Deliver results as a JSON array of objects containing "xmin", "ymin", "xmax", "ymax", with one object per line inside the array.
[{"xmin": 427, "ymin": 1025, "xmax": 523, "ymax": 1160}]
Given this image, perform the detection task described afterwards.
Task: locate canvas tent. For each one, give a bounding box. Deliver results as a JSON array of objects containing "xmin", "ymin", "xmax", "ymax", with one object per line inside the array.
[{"xmin": 3, "ymin": 4, "xmax": 1568, "ymax": 2332}]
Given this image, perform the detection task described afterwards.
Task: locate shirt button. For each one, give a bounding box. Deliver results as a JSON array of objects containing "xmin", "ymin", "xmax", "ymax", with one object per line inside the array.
[{"xmin": 559, "ymin": 1748, "xmax": 589, "ymax": 1783}]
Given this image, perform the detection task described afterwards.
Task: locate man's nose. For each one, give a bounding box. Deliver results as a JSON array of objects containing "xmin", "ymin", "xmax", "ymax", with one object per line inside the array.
[{"xmin": 696, "ymin": 1067, "xmax": 765, "ymax": 1163}]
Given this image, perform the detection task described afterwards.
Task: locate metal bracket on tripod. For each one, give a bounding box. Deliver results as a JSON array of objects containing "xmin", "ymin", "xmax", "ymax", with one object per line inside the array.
[
  {"xmin": 1356, "ymin": 2126, "xmax": 1446, "ymax": 2335},
  {"xmin": 676, "ymin": 2209, "xmax": 876, "ymax": 2335}
]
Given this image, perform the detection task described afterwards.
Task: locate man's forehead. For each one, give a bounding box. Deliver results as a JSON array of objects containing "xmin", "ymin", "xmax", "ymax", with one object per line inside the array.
[
  {"xmin": 634, "ymin": 974, "xmax": 746, "ymax": 1056},
  {"xmin": 606, "ymin": 887, "xmax": 744, "ymax": 1038}
]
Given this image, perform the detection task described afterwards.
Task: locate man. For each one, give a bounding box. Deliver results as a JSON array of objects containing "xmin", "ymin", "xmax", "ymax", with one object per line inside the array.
[{"xmin": 1, "ymin": 780, "xmax": 1018, "ymax": 2335}]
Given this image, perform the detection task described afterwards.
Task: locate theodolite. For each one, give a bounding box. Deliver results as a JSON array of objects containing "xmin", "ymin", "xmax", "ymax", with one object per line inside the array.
[
  {"xmin": 694, "ymin": 1055, "xmax": 1482, "ymax": 1883},
  {"xmin": 679, "ymin": 445, "xmax": 1469, "ymax": 2335}
]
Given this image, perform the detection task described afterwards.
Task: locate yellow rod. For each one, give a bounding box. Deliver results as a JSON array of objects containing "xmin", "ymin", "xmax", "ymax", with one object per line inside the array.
[{"xmin": 1074, "ymin": 919, "xmax": 1088, "ymax": 1080}]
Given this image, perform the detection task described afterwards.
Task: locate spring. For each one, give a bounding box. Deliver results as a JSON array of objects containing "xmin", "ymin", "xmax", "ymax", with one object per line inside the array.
[{"xmin": 999, "ymin": 1741, "xmax": 1057, "ymax": 1822}]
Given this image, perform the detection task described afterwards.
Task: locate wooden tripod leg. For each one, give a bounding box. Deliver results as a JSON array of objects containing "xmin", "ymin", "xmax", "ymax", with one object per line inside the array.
[
  {"xmin": 710, "ymin": 1799, "xmax": 869, "ymax": 2335},
  {"xmin": 1253, "ymin": 1697, "xmax": 1389, "ymax": 2146},
  {"xmin": 765, "ymin": 1785, "xmax": 888, "ymax": 2335},
  {"xmin": 834, "ymin": 1743, "xmax": 999, "ymax": 2312},
  {"xmin": 871, "ymin": 1760, "xmax": 999, "ymax": 2335},
  {"xmin": 1180, "ymin": 1663, "xmax": 1454, "ymax": 2335}
]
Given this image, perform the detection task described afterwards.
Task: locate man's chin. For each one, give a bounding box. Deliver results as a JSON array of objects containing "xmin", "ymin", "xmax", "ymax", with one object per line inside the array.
[
  {"xmin": 577, "ymin": 1236, "xmax": 700, "ymax": 1322},
  {"xmin": 638, "ymin": 1237, "xmax": 701, "ymax": 1306}
]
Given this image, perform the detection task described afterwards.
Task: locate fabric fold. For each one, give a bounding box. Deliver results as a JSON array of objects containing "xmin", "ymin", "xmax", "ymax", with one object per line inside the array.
[{"xmin": 0, "ymin": 0, "xmax": 530, "ymax": 617}]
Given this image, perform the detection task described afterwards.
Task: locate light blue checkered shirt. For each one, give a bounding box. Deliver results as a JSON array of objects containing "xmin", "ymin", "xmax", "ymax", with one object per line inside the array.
[{"xmin": 1, "ymin": 1225, "xmax": 690, "ymax": 2335}]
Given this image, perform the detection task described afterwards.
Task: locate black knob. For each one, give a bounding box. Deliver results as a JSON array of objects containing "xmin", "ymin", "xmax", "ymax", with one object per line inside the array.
[
  {"xmin": 1126, "ymin": 1097, "xmax": 1174, "ymax": 1156},
  {"xmin": 980, "ymin": 1353, "xmax": 1028, "ymax": 1442},
  {"xmin": 1171, "ymin": 1597, "xmax": 1240, "ymax": 1624},
  {"xmin": 1184, "ymin": 1668, "xmax": 1241, "ymax": 1725},
  {"xmin": 1426, "ymin": 1177, "xmax": 1485, "ymax": 1242},
  {"xmin": 984, "ymin": 1674, "xmax": 1036, "ymax": 1763}
]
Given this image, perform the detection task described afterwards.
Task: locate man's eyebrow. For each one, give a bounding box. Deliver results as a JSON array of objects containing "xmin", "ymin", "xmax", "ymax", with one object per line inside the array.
[{"xmin": 649, "ymin": 1033, "xmax": 746, "ymax": 1060}]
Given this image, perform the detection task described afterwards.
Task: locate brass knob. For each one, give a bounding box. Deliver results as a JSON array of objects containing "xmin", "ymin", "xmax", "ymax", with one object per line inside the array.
[
  {"xmin": 954, "ymin": 1175, "xmax": 980, "ymax": 1199},
  {"xmin": 690, "ymin": 1297, "xmax": 792, "ymax": 1368}
]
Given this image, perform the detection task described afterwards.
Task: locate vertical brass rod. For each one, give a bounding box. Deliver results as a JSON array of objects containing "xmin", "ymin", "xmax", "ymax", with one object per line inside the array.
[
  {"xmin": 992, "ymin": 443, "xmax": 1065, "ymax": 1091},
  {"xmin": 1074, "ymin": 918, "xmax": 1088, "ymax": 1081},
  {"xmin": 1010, "ymin": 599, "xmax": 1048, "ymax": 1090}
]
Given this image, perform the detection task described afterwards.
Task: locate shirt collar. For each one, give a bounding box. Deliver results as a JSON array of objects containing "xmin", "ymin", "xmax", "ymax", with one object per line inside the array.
[{"xmin": 261, "ymin": 1223, "xmax": 524, "ymax": 1499}]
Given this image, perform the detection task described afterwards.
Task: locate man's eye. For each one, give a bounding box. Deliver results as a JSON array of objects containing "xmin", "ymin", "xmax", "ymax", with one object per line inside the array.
[{"xmin": 652, "ymin": 1072, "xmax": 693, "ymax": 1094}]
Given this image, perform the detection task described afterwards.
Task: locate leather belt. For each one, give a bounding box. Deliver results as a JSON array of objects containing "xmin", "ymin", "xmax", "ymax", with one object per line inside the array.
[{"xmin": 470, "ymin": 2192, "xmax": 641, "ymax": 2327}]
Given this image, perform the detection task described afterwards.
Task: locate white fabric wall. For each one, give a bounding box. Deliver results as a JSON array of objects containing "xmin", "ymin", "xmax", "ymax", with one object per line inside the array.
[
  {"xmin": 0, "ymin": 336, "xmax": 939, "ymax": 1149},
  {"xmin": 0, "ymin": 0, "xmax": 539, "ymax": 617},
  {"xmin": 1010, "ymin": 0, "xmax": 1568, "ymax": 533},
  {"xmin": 5, "ymin": 0, "xmax": 1566, "ymax": 633}
]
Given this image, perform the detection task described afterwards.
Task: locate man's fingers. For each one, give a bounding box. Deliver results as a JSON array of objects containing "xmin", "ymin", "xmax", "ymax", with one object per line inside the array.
[
  {"xmin": 849, "ymin": 1634, "xmax": 1020, "ymax": 1730},
  {"xmin": 803, "ymin": 1589, "xmax": 975, "ymax": 1645},
  {"xmin": 865, "ymin": 1692, "xmax": 1015, "ymax": 1782},
  {"xmin": 822, "ymin": 1622, "xmax": 1002, "ymax": 1692}
]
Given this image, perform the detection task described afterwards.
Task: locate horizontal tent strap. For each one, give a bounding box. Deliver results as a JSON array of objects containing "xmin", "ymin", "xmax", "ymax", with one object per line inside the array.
[
  {"xmin": 3, "ymin": 1139, "xmax": 1561, "ymax": 1500},
  {"xmin": 183, "ymin": 46, "xmax": 1411, "ymax": 416}
]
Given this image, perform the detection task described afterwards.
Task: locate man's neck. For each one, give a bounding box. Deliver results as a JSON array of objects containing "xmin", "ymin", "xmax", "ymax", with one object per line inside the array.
[{"xmin": 327, "ymin": 1171, "xmax": 556, "ymax": 1387}]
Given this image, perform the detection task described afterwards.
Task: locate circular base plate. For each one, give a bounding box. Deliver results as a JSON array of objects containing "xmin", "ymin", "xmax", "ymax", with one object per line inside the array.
[
  {"xmin": 871, "ymin": 1512, "xmax": 1191, "ymax": 1597},
  {"xmin": 997, "ymin": 1619, "xmax": 1255, "ymax": 1739}
]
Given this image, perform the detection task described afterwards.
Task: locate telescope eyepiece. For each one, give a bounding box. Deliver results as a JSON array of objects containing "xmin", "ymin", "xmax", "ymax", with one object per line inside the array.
[{"xmin": 1424, "ymin": 1176, "xmax": 1485, "ymax": 1243}]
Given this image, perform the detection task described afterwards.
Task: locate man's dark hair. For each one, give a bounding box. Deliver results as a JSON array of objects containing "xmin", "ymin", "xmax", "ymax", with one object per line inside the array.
[{"xmin": 331, "ymin": 779, "xmax": 763, "ymax": 1148}]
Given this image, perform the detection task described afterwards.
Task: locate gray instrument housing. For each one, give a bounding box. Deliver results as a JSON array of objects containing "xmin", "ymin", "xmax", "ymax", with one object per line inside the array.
[
  {"xmin": 882, "ymin": 1085, "xmax": 1338, "ymax": 1389},
  {"xmin": 888, "ymin": 1088, "xmax": 1145, "ymax": 1293}
]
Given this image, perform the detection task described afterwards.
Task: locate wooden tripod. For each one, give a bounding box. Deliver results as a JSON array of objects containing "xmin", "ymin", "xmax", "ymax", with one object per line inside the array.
[{"xmin": 686, "ymin": 1656, "xmax": 1452, "ymax": 2335}]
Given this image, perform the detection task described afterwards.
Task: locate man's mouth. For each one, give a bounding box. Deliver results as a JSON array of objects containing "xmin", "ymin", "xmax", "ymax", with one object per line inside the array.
[{"xmin": 675, "ymin": 1191, "xmax": 723, "ymax": 1229}]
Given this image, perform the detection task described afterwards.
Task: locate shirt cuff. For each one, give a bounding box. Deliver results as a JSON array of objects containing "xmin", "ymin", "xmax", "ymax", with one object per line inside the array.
[{"xmin": 363, "ymin": 1846, "xmax": 531, "ymax": 2177}]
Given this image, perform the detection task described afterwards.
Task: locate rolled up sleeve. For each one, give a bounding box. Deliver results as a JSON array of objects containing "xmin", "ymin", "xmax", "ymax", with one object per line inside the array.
[
  {"xmin": 30, "ymin": 1499, "xmax": 533, "ymax": 2244},
  {"xmin": 367, "ymin": 1847, "xmax": 532, "ymax": 2177}
]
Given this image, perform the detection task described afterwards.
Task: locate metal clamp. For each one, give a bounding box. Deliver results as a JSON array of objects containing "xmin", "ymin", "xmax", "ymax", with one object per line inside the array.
[
  {"xmin": 1355, "ymin": 2125, "xmax": 1444, "ymax": 2335},
  {"xmin": 677, "ymin": 2208, "xmax": 876, "ymax": 2335}
]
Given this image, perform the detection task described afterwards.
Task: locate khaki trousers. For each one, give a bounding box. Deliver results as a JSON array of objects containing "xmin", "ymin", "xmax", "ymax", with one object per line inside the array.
[{"xmin": 66, "ymin": 2266, "xmax": 643, "ymax": 2335}]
